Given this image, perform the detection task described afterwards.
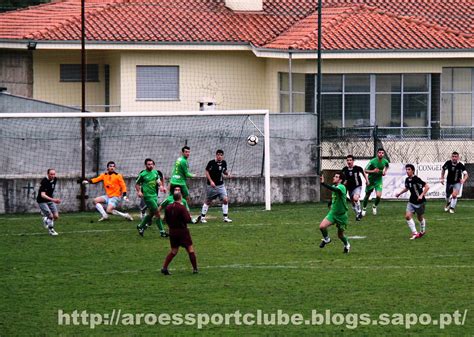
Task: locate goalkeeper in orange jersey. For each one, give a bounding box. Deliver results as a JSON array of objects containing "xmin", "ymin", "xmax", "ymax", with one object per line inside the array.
[{"xmin": 82, "ymin": 161, "xmax": 133, "ymax": 222}]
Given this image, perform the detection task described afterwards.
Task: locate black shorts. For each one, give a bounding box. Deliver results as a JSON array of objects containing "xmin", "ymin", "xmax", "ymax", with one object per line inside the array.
[{"xmin": 169, "ymin": 228, "xmax": 193, "ymax": 248}]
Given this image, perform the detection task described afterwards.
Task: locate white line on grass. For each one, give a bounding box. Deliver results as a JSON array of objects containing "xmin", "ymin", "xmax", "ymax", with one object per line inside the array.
[
  {"xmin": 65, "ymin": 261, "xmax": 473, "ymax": 277},
  {"xmin": 0, "ymin": 228, "xmax": 133, "ymax": 236},
  {"xmin": 0, "ymin": 223, "xmax": 271, "ymax": 236}
]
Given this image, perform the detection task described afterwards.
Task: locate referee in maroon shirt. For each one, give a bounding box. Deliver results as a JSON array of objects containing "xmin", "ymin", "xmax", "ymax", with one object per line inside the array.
[{"xmin": 161, "ymin": 191, "xmax": 198, "ymax": 275}]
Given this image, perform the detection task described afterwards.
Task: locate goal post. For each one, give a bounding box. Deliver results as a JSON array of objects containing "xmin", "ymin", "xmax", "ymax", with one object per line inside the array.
[{"xmin": 0, "ymin": 110, "xmax": 271, "ymax": 211}]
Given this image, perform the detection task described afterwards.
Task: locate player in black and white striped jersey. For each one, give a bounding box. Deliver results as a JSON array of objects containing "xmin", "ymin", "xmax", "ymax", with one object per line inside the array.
[
  {"xmin": 395, "ymin": 164, "xmax": 430, "ymax": 240},
  {"xmin": 440, "ymin": 151, "xmax": 469, "ymax": 214},
  {"xmin": 342, "ymin": 155, "xmax": 368, "ymax": 221},
  {"xmin": 199, "ymin": 149, "xmax": 232, "ymax": 223}
]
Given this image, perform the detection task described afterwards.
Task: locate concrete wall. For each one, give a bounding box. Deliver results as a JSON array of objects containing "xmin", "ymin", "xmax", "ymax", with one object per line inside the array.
[
  {"xmin": 0, "ymin": 92, "xmax": 81, "ymax": 112},
  {"xmin": 0, "ymin": 176, "xmax": 320, "ymax": 214}
]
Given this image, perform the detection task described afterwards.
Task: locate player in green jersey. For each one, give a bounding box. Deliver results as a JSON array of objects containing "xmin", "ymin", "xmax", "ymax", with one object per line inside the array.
[
  {"xmin": 362, "ymin": 148, "xmax": 389, "ymax": 216},
  {"xmin": 169, "ymin": 146, "xmax": 195, "ymax": 201},
  {"xmin": 319, "ymin": 172, "xmax": 351, "ymax": 254},
  {"xmin": 135, "ymin": 158, "xmax": 168, "ymax": 237},
  {"xmin": 159, "ymin": 186, "xmax": 204, "ymax": 224},
  {"xmin": 159, "ymin": 186, "xmax": 189, "ymax": 212}
]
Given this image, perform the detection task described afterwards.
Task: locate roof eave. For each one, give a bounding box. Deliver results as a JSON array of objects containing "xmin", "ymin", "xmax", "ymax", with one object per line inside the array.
[{"xmin": 0, "ymin": 39, "xmax": 472, "ymax": 59}]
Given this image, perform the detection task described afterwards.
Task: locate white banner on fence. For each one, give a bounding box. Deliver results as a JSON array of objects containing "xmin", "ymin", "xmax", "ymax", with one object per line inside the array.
[{"xmin": 354, "ymin": 161, "xmax": 461, "ymax": 200}]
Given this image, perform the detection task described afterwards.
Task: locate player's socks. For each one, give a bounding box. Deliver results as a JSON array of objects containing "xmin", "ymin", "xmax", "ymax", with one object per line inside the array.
[
  {"xmin": 362, "ymin": 197, "xmax": 369, "ymax": 208},
  {"xmin": 201, "ymin": 203, "xmax": 209, "ymax": 217},
  {"xmin": 188, "ymin": 252, "xmax": 197, "ymax": 270},
  {"xmin": 450, "ymin": 197, "xmax": 457, "ymax": 209},
  {"xmin": 112, "ymin": 209, "xmax": 129, "ymax": 218},
  {"xmin": 374, "ymin": 197, "xmax": 381, "ymax": 206},
  {"xmin": 355, "ymin": 201, "xmax": 361, "ymax": 213},
  {"xmin": 320, "ymin": 228, "xmax": 329, "ymax": 239},
  {"xmin": 95, "ymin": 203, "xmax": 108, "ymax": 218},
  {"xmin": 340, "ymin": 235, "xmax": 349, "ymax": 246},
  {"xmin": 420, "ymin": 219, "xmax": 426, "ymax": 233},
  {"xmin": 222, "ymin": 204, "xmax": 229, "ymax": 217},
  {"xmin": 406, "ymin": 219, "xmax": 417, "ymax": 235},
  {"xmin": 156, "ymin": 217, "xmax": 165, "ymax": 231},
  {"xmin": 138, "ymin": 214, "xmax": 151, "ymax": 229},
  {"xmin": 47, "ymin": 218, "xmax": 54, "ymax": 229},
  {"xmin": 163, "ymin": 251, "xmax": 177, "ymax": 269}
]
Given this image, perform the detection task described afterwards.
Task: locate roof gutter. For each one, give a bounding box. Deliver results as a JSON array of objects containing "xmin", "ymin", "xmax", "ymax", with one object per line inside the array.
[
  {"xmin": 251, "ymin": 44, "xmax": 474, "ymax": 59},
  {"xmin": 1, "ymin": 39, "xmax": 472, "ymax": 59}
]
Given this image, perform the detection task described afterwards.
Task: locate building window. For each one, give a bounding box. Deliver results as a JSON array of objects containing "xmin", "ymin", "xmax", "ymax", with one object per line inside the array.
[
  {"xmin": 60, "ymin": 64, "xmax": 99, "ymax": 82},
  {"xmin": 279, "ymin": 73, "xmax": 314, "ymax": 113},
  {"xmin": 136, "ymin": 66, "xmax": 179, "ymax": 100},
  {"xmin": 279, "ymin": 72, "xmax": 430, "ymax": 136},
  {"xmin": 375, "ymin": 74, "xmax": 430, "ymax": 137},
  {"xmin": 441, "ymin": 68, "xmax": 473, "ymax": 127}
]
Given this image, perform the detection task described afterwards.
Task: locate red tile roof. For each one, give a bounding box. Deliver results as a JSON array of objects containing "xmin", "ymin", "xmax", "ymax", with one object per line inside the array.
[
  {"xmin": 0, "ymin": 0, "xmax": 472, "ymax": 51},
  {"xmin": 265, "ymin": 5, "xmax": 474, "ymax": 50}
]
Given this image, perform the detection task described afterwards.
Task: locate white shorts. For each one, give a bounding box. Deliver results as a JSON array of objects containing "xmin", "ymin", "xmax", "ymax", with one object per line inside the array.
[
  {"xmin": 99, "ymin": 195, "xmax": 121, "ymax": 208},
  {"xmin": 406, "ymin": 202, "xmax": 425, "ymax": 216},
  {"xmin": 206, "ymin": 185, "xmax": 228, "ymax": 201},
  {"xmin": 446, "ymin": 183, "xmax": 462, "ymax": 196},
  {"xmin": 349, "ymin": 186, "xmax": 362, "ymax": 199},
  {"xmin": 38, "ymin": 202, "xmax": 58, "ymax": 217}
]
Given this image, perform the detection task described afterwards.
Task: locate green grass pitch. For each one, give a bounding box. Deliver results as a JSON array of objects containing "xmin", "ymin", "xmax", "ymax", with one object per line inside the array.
[{"xmin": 0, "ymin": 201, "xmax": 472, "ymax": 336}]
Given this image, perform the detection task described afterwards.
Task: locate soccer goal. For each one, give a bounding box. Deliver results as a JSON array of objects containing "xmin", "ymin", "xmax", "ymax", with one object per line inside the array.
[{"xmin": 0, "ymin": 110, "xmax": 271, "ymax": 212}]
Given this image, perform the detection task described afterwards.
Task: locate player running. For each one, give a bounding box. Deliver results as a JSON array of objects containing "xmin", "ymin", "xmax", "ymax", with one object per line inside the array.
[
  {"xmin": 161, "ymin": 190, "xmax": 198, "ymax": 275},
  {"xmin": 83, "ymin": 161, "xmax": 133, "ymax": 222},
  {"xmin": 395, "ymin": 164, "xmax": 429, "ymax": 240},
  {"xmin": 362, "ymin": 148, "xmax": 389, "ymax": 216},
  {"xmin": 135, "ymin": 158, "xmax": 168, "ymax": 237},
  {"xmin": 440, "ymin": 151, "xmax": 469, "ymax": 214},
  {"xmin": 169, "ymin": 146, "xmax": 195, "ymax": 202},
  {"xmin": 199, "ymin": 149, "xmax": 232, "ymax": 223},
  {"xmin": 37, "ymin": 168, "xmax": 61, "ymax": 236},
  {"xmin": 342, "ymin": 155, "xmax": 368, "ymax": 221},
  {"xmin": 319, "ymin": 172, "xmax": 351, "ymax": 254}
]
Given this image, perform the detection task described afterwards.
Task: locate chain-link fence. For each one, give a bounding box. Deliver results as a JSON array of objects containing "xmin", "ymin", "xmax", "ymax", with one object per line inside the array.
[{"xmin": 322, "ymin": 126, "xmax": 474, "ymax": 170}]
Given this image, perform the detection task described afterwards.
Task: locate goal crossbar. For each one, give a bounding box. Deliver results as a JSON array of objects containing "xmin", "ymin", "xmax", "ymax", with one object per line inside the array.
[{"xmin": 0, "ymin": 110, "xmax": 268, "ymax": 118}]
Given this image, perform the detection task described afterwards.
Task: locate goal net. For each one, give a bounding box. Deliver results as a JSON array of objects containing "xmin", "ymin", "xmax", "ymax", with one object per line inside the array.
[{"xmin": 0, "ymin": 110, "xmax": 271, "ymax": 211}]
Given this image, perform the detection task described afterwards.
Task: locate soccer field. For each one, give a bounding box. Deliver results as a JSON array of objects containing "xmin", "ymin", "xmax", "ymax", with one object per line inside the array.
[{"xmin": 0, "ymin": 201, "xmax": 472, "ymax": 336}]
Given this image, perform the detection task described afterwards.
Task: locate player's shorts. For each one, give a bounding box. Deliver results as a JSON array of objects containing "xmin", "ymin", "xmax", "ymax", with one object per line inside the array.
[
  {"xmin": 38, "ymin": 202, "xmax": 58, "ymax": 217},
  {"xmin": 446, "ymin": 183, "xmax": 462, "ymax": 196},
  {"xmin": 365, "ymin": 180, "xmax": 383, "ymax": 193},
  {"xmin": 143, "ymin": 196, "xmax": 158, "ymax": 213},
  {"xmin": 170, "ymin": 183, "xmax": 189, "ymax": 199},
  {"xmin": 325, "ymin": 211, "xmax": 348, "ymax": 232},
  {"xmin": 206, "ymin": 184, "xmax": 228, "ymax": 201},
  {"xmin": 348, "ymin": 186, "xmax": 362, "ymax": 199},
  {"xmin": 406, "ymin": 202, "xmax": 425, "ymax": 216},
  {"xmin": 169, "ymin": 227, "xmax": 193, "ymax": 248},
  {"xmin": 99, "ymin": 195, "xmax": 121, "ymax": 208}
]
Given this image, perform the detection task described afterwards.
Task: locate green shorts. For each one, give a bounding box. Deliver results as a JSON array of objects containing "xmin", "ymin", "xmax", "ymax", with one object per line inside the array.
[
  {"xmin": 144, "ymin": 196, "xmax": 158, "ymax": 213},
  {"xmin": 170, "ymin": 183, "xmax": 189, "ymax": 199},
  {"xmin": 366, "ymin": 180, "xmax": 383, "ymax": 193},
  {"xmin": 325, "ymin": 211, "xmax": 348, "ymax": 231}
]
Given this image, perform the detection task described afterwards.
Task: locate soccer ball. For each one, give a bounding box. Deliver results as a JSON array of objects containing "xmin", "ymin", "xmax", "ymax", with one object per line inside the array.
[{"xmin": 247, "ymin": 135, "xmax": 258, "ymax": 146}]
